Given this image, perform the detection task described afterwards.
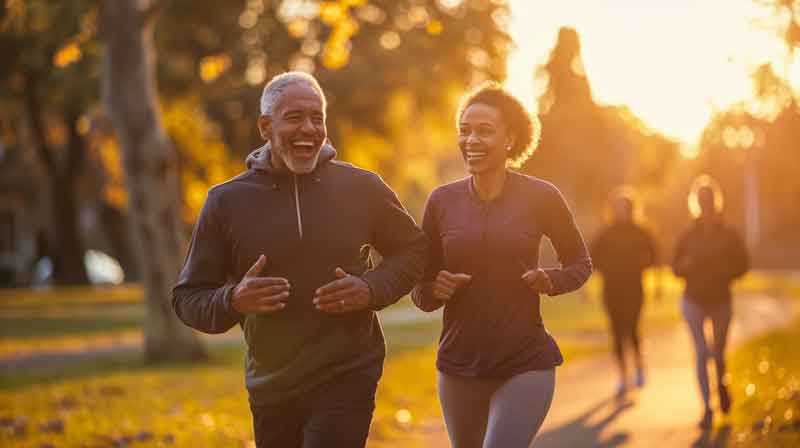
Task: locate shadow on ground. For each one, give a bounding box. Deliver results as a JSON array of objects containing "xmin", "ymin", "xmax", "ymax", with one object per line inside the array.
[
  {"xmin": 691, "ymin": 424, "xmax": 731, "ymax": 448},
  {"xmin": 536, "ymin": 396, "xmax": 635, "ymax": 448}
]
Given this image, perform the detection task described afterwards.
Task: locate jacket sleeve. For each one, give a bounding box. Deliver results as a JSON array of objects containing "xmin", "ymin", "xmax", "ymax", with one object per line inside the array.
[
  {"xmin": 411, "ymin": 192, "xmax": 446, "ymax": 312},
  {"xmin": 541, "ymin": 186, "xmax": 593, "ymax": 296},
  {"xmin": 671, "ymin": 231, "xmax": 691, "ymax": 278},
  {"xmin": 172, "ymin": 191, "xmax": 242, "ymax": 334},
  {"xmin": 642, "ymin": 227, "xmax": 659, "ymax": 268},
  {"xmin": 724, "ymin": 228, "xmax": 750, "ymax": 280},
  {"xmin": 361, "ymin": 175, "xmax": 428, "ymax": 311}
]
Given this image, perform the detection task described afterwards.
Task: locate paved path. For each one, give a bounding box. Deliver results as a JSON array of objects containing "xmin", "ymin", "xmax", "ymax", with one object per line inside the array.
[{"xmin": 420, "ymin": 294, "xmax": 796, "ymax": 447}]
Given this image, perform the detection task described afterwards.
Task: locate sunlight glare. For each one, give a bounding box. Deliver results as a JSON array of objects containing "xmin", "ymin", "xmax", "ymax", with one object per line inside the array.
[{"xmin": 505, "ymin": 0, "xmax": 790, "ymax": 145}]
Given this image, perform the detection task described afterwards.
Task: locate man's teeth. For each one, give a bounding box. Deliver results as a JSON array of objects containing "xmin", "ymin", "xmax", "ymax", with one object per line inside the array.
[
  {"xmin": 466, "ymin": 151, "xmax": 487, "ymax": 160},
  {"xmin": 294, "ymin": 141, "xmax": 314, "ymax": 148}
]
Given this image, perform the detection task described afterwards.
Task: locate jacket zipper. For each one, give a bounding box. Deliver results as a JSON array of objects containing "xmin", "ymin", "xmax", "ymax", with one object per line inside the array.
[{"xmin": 293, "ymin": 174, "xmax": 304, "ymax": 240}]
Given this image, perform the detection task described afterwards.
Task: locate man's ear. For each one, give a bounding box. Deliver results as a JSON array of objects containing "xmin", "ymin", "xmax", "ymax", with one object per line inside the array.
[{"xmin": 257, "ymin": 115, "xmax": 272, "ymax": 141}]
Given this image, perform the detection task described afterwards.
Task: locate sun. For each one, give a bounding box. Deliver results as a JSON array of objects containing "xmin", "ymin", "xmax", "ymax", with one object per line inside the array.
[{"xmin": 504, "ymin": 0, "xmax": 787, "ymax": 147}]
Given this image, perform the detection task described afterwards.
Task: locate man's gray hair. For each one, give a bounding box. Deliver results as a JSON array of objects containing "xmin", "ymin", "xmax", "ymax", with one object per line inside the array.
[{"xmin": 260, "ymin": 71, "xmax": 327, "ymax": 117}]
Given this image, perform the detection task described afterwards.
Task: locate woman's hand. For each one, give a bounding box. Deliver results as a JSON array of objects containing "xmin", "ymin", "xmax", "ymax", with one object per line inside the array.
[
  {"xmin": 521, "ymin": 268, "xmax": 554, "ymax": 295},
  {"xmin": 433, "ymin": 270, "xmax": 472, "ymax": 301}
]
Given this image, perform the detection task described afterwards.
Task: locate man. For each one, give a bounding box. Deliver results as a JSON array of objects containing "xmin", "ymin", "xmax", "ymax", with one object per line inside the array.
[{"xmin": 172, "ymin": 72, "xmax": 426, "ymax": 447}]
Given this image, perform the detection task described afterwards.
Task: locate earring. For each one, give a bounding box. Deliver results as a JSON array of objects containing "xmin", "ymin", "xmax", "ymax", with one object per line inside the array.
[{"xmin": 506, "ymin": 144, "xmax": 512, "ymax": 152}]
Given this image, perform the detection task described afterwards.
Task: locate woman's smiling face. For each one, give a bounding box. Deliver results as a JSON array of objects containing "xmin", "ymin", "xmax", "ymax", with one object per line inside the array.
[{"xmin": 458, "ymin": 103, "xmax": 513, "ymax": 174}]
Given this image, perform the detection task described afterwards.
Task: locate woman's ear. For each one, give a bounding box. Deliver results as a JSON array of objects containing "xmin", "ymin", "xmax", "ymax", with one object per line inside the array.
[{"xmin": 506, "ymin": 136, "xmax": 516, "ymax": 152}]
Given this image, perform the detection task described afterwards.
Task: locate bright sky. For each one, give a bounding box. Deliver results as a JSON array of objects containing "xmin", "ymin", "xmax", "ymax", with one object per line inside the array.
[{"xmin": 505, "ymin": 0, "xmax": 791, "ymax": 146}]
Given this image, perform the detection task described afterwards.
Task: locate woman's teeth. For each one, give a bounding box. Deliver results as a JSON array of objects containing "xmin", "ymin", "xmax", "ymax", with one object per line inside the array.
[{"xmin": 466, "ymin": 151, "xmax": 487, "ymax": 161}]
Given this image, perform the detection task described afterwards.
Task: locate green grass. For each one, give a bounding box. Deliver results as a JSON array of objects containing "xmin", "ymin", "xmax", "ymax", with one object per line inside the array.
[
  {"xmin": 725, "ymin": 319, "xmax": 800, "ymax": 447},
  {"xmin": 0, "ymin": 283, "xmax": 614, "ymax": 447},
  {"xmin": 0, "ymin": 285, "xmax": 144, "ymax": 358},
  {"xmin": 0, "ymin": 322, "xmax": 446, "ymax": 448},
  {"xmin": 1, "ymin": 271, "xmax": 796, "ymax": 447}
]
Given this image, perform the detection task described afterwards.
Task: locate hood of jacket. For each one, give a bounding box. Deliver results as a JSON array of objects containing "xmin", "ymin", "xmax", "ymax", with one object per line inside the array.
[{"xmin": 245, "ymin": 141, "xmax": 337, "ymax": 175}]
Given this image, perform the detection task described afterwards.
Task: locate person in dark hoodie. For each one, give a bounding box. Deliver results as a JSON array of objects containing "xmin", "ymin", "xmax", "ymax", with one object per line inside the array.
[
  {"xmin": 590, "ymin": 188, "xmax": 658, "ymax": 396},
  {"xmin": 172, "ymin": 72, "xmax": 426, "ymax": 448},
  {"xmin": 412, "ymin": 82, "xmax": 592, "ymax": 448},
  {"xmin": 673, "ymin": 175, "xmax": 749, "ymax": 429}
]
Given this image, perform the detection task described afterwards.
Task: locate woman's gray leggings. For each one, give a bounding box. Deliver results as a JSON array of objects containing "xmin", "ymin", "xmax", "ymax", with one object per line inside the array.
[
  {"xmin": 438, "ymin": 368, "xmax": 555, "ymax": 448},
  {"xmin": 681, "ymin": 297, "xmax": 732, "ymax": 409}
]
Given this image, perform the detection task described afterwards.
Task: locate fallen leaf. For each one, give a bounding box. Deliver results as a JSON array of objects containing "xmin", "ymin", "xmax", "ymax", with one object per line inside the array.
[{"xmin": 39, "ymin": 418, "xmax": 65, "ymax": 434}]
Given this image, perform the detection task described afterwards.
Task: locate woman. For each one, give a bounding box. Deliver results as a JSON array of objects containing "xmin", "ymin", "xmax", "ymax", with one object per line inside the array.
[
  {"xmin": 673, "ymin": 175, "xmax": 749, "ymax": 429},
  {"xmin": 412, "ymin": 82, "xmax": 592, "ymax": 448},
  {"xmin": 591, "ymin": 188, "xmax": 658, "ymax": 396}
]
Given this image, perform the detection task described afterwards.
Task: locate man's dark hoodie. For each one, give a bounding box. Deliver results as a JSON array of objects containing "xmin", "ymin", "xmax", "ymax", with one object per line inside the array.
[{"xmin": 172, "ymin": 144, "xmax": 427, "ymax": 406}]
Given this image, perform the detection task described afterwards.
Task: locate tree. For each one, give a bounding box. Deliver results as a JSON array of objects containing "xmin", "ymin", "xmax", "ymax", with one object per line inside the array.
[
  {"xmin": 100, "ymin": 0, "xmax": 206, "ymax": 362},
  {"xmin": 524, "ymin": 27, "xmax": 679, "ymax": 233},
  {"xmin": 754, "ymin": 0, "xmax": 800, "ymax": 52},
  {"xmin": 0, "ymin": 1, "xmax": 96, "ymax": 285},
  {"xmin": 697, "ymin": 63, "xmax": 800, "ymax": 267},
  {"xmin": 149, "ymin": 0, "xmax": 512, "ymax": 216}
]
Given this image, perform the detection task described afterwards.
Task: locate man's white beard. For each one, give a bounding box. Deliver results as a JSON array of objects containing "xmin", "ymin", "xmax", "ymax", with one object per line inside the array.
[
  {"xmin": 274, "ymin": 143, "xmax": 322, "ymax": 174},
  {"xmin": 285, "ymin": 154, "xmax": 320, "ymax": 174}
]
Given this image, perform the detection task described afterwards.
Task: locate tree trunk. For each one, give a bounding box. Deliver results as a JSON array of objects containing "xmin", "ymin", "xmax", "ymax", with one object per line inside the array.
[
  {"xmin": 100, "ymin": 0, "xmax": 206, "ymax": 362},
  {"xmin": 50, "ymin": 172, "xmax": 89, "ymax": 285},
  {"xmin": 23, "ymin": 74, "xmax": 90, "ymax": 286},
  {"xmin": 97, "ymin": 201, "xmax": 141, "ymax": 282}
]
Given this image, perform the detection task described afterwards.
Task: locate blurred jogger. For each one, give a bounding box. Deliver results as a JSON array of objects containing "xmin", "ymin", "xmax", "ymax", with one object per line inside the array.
[
  {"xmin": 591, "ymin": 188, "xmax": 658, "ymax": 396},
  {"xmin": 673, "ymin": 175, "xmax": 750, "ymax": 429}
]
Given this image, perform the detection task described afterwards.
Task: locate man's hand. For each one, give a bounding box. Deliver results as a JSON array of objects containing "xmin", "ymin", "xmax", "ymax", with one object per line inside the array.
[
  {"xmin": 432, "ymin": 270, "xmax": 472, "ymax": 301},
  {"xmin": 521, "ymin": 268, "xmax": 554, "ymax": 295},
  {"xmin": 231, "ymin": 255, "xmax": 290, "ymax": 314},
  {"xmin": 313, "ymin": 267, "xmax": 372, "ymax": 314}
]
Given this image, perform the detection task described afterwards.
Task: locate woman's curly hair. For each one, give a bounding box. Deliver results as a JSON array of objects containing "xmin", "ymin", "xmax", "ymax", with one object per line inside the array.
[{"xmin": 456, "ymin": 81, "xmax": 542, "ymax": 168}]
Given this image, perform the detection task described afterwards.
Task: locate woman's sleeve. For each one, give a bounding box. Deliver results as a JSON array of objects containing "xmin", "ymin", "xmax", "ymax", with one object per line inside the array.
[
  {"xmin": 411, "ymin": 192, "xmax": 446, "ymax": 312},
  {"xmin": 542, "ymin": 186, "xmax": 593, "ymax": 296}
]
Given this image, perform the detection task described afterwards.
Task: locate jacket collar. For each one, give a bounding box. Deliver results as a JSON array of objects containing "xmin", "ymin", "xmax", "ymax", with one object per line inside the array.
[{"xmin": 245, "ymin": 141, "xmax": 337, "ymax": 175}]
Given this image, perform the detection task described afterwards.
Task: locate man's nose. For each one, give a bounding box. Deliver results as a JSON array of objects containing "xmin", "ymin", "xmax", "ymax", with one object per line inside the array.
[{"xmin": 300, "ymin": 116, "xmax": 315, "ymax": 133}]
